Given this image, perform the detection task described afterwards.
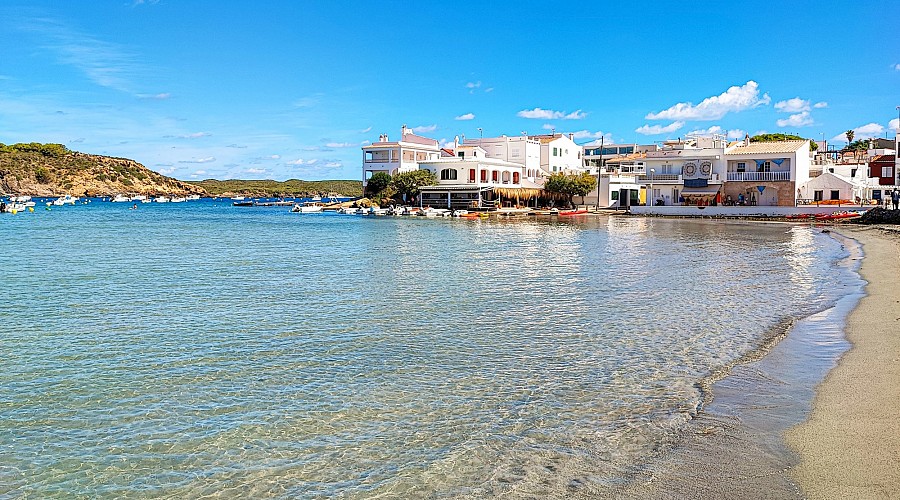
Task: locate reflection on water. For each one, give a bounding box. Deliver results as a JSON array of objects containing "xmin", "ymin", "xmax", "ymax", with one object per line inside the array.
[{"xmin": 0, "ymin": 205, "xmax": 853, "ymax": 498}]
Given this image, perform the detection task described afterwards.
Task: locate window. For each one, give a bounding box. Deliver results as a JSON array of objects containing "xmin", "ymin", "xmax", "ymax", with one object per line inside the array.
[
  {"xmin": 513, "ymin": 172, "xmax": 520, "ymax": 183},
  {"xmin": 737, "ymin": 162, "xmax": 746, "ymax": 172},
  {"xmin": 830, "ymin": 190, "xmax": 840, "ymax": 200},
  {"xmin": 553, "ymin": 147, "xmax": 558, "ymax": 156},
  {"xmin": 440, "ymin": 169, "xmax": 457, "ymax": 180},
  {"xmin": 883, "ymin": 166, "xmax": 894, "ymax": 178},
  {"xmin": 757, "ymin": 161, "xmax": 771, "ymax": 173},
  {"xmin": 469, "ymin": 169, "xmax": 476, "ymax": 183},
  {"xmin": 512, "ymin": 148, "xmax": 521, "ymax": 158},
  {"xmin": 814, "ymin": 190, "xmax": 823, "ymax": 201},
  {"xmin": 458, "ymin": 151, "xmax": 465, "ymax": 158},
  {"xmin": 611, "ymin": 191, "xmax": 619, "ymax": 200},
  {"xmin": 492, "ymin": 171, "xmax": 498, "ymax": 182},
  {"xmin": 480, "ymin": 170, "xmax": 487, "ymax": 182}
]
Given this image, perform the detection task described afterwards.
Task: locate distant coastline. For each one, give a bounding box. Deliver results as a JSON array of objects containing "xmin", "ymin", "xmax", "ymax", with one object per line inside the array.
[{"xmin": 0, "ymin": 142, "xmax": 361, "ymax": 198}]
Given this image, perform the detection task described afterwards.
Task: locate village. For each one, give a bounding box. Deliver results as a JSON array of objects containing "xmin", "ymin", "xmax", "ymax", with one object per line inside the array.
[{"xmin": 361, "ymin": 125, "xmax": 900, "ymax": 217}]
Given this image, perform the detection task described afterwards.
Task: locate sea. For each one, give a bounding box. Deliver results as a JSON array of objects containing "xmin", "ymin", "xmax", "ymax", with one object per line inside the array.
[{"xmin": 0, "ymin": 198, "xmax": 864, "ymax": 499}]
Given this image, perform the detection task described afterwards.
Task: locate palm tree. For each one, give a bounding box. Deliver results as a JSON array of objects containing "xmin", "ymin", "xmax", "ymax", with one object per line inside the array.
[{"xmin": 844, "ymin": 130, "xmax": 855, "ymax": 162}]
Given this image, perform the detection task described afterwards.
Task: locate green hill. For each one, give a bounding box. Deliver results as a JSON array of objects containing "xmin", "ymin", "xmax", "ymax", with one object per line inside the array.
[
  {"xmin": 188, "ymin": 179, "xmax": 362, "ymax": 198},
  {"xmin": 0, "ymin": 142, "xmax": 203, "ymax": 197}
]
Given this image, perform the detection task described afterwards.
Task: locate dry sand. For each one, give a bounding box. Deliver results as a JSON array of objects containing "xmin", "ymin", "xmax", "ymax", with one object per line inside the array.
[{"xmin": 786, "ymin": 225, "xmax": 900, "ymax": 499}]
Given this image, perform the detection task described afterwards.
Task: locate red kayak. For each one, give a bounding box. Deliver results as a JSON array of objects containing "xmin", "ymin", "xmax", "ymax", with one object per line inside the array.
[{"xmin": 557, "ymin": 210, "xmax": 589, "ymax": 216}]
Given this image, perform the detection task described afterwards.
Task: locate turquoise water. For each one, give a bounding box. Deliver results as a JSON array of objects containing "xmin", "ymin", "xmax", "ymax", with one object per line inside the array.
[{"xmin": 0, "ymin": 201, "xmax": 854, "ymax": 497}]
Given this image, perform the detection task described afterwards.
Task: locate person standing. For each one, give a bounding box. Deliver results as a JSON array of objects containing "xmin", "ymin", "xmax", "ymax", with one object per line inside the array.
[{"xmin": 892, "ymin": 188, "xmax": 899, "ymax": 210}]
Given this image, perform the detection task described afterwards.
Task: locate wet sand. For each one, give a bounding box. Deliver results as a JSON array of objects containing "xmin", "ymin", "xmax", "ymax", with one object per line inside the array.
[{"xmin": 785, "ymin": 225, "xmax": 900, "ymax": 499}]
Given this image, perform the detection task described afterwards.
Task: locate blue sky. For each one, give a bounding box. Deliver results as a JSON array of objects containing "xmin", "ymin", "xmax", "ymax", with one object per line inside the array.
[{"xmin": 1, "ymin": 1, "xmax": 898, "ymax": 181}]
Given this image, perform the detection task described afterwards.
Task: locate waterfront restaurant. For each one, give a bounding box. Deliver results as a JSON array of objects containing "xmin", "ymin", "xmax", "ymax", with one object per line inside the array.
[
  {"xmin": 417, "ymin": 143, "xmax": 544, "ymax": 209},
  {"xmin": 361, "ymin": 125, "xmax": 441, "ymax": 189}
]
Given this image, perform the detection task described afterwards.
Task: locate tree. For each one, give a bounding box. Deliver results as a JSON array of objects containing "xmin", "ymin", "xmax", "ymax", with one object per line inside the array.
[
  {"xmin": 365, "ymin": 171, "xmax": 391, "ymax": 195},
  {"xmin": 391, "ymin": 169, "xmax": 436, "ymax": 203},
  {"xmin": 749, "ymin": 133, "xmax": 817, "ymax": 150},
  {"xmin": 845, "ymin": 129, "xmax": 854, "ymax": 146},
  {"xmin": 544, "ymin": 172, "xmax": 597, "ymax": 208}
]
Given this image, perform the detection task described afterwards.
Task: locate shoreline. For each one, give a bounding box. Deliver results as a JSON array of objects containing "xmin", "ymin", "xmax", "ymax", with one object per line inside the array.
[{"xmin": 785, "ymin": 225, "xmax": 900, "ymax": 499}]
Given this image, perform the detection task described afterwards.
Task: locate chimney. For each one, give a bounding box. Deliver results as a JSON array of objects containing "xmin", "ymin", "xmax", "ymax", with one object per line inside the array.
[
  {"xmin": 402, "ymin": 124, "xmax": 411, "ymax": 135},
  {"xmin": 454, "ymin": 135, "xmax": 459, "ymax": 151},
  {"xmin": 744, "ymin": 134, "xmax": 750, "ymax": 147},
  {"xmin": 569, "ymin": 133, "xmax": 574, "ymax": 140}
]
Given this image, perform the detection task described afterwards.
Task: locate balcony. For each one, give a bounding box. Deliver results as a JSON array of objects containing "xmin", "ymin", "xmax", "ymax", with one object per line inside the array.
[{"xmin": 727, "ymin": 171, "xmax": 791, "ymax": 182}]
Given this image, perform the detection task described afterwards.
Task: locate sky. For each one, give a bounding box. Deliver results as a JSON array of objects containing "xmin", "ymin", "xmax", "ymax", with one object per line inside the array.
[{"xmin": 1, "ymin": 0, "xmax": 898, "ymax": 182}]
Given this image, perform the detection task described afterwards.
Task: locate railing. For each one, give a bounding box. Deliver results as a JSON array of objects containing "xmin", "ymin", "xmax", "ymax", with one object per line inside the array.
[
  {"xmin": 727, "ymin": 171, "xmax": 791, "ymax": 182},
  {"xmin": 364, "ymin": 159, "xmax": 399, "ymax": 163},
  {"xmin": 639, "ymin": 174, "xmax": 679, "ymax": 181}
]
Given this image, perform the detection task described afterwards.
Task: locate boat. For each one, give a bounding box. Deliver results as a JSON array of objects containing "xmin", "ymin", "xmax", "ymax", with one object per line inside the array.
[
  {"xmin": 291, "ymin": 201, "xmax": 324, "ymax": 213},
  {"xmin": 186, "ymin": 194, "xmax": 201, "ymax": 201},
  {"xmin": 310, "ymin": 195, "xmax": 322, "ymax": 202},
  {"xmin": 111, "ymin": 194, "xmax": 130, "ymax": 202},
  {"xmin": 232, "ymin": 200, "xmax": 255, "ymax": 207},
  {"xmin": 231, "ymin": 196, "xmax": 246, "ymax": 201},
  {"xmin": 154, "ymin": 196, "xmax": 170, "ymax": 203},
  {"xmin": 417, "ymin": 207, "xmax": 450, "ymax": 217},
  {"xmin": 557, "ymin": 209, "xmax": 589, "ymax": 216},
  {"xmin": 52, "ymin": 195, "xmax": 78, "ymax": 206},
  {"xmin": 170, "ymin": 197, "xmax": 186, "ymax": 203},
  {"xmin": 131, "ymin": 195, "xmax": 147, "ymax": 202},
  {"xmin": 815, "ymin": 211, "xmax": 862, "ymax": 221}
]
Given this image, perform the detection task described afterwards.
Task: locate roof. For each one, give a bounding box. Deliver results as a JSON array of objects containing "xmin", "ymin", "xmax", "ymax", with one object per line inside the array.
[
  {"xmin": 727, "ymin": 140, "xmax": 807, "ymax": 155},
  {"xmin": 869, "ymin": 154, "xmax": 896, "ymax": 163},
  {"xmin": 400, "ymin": 133, "xmax": 440, "ymax": 147}
]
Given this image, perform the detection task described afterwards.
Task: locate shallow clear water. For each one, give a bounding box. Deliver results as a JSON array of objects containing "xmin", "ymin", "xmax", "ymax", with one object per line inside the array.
[{"xmin": 0, "ymin": 201, "xmax": 854, "ymax": 497}]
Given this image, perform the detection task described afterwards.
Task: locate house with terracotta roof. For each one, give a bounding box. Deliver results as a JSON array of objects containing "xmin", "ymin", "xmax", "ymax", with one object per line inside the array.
[
  {"xmin": 722, "ymin": 139, "xmax": 811, "ymax": 206},
  {"xmin": 868, "ymin": 155, "xmax": 896, "ymax": 186},
  {"xmin": 361, "ymin": 125, "xmax": 441, "ymax": 189}
]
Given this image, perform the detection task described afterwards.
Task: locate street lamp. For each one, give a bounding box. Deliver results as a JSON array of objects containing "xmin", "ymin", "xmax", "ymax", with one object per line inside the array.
[
  {"xmin": 649, "ymin": 168, "xmax": 655, "ymax": 206},
  {"xmin": 477, "ymin": 127, "xmax": 483, "ymax": 141}
]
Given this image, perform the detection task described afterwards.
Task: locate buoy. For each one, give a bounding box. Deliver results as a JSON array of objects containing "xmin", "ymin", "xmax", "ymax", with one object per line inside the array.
[
  {"xmin": 28, "ymin": 207, "xmax": 34, "ymax": 212},
  {"xmin": 10, "ymin": 209, "xmax": 17, "ymax": 214}
]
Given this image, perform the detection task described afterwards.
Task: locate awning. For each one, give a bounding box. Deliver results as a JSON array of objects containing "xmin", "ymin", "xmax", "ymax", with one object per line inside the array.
[{"xmin": 680, "ymin": 186, "xmax": 721, "ymax": 197}]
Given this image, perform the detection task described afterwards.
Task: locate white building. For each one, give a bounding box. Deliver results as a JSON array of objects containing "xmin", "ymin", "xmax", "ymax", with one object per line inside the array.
[
  {"xmin": 723, "ymin": 139, "xmax": 811, "ymax": 206},
  {"xmin": 799, "ymin": 172, "xmax": 868, "ymax": 203},
  {"xmin": 462, "ymin": 135, "xmax": 542, "ymax": 179},
  {"xmin": 361, "ymin": 125, "xmax": 441, "ymax": 188},
  {"xmin": 416, "ymin": 143, "xmax": 541, "ymax": 209},
  {"xmin": 529, "ymin": 133, "xmax": 583, "ymax": 175},
  {"xmin": 639, "ymin": 136, "xmax": 729, "ymax": 206}
]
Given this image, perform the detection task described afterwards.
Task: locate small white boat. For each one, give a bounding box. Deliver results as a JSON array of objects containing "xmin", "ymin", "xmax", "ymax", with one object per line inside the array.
[
  {"xmin": 154, "ymin": 196, "xmax": 170, "ymax": 203},
  {"xmin": 231, "ymin": 196, "xmax": 245, "ymax": 201},
  {"xmin": 187, "ymin": 194, "xmax": 201, "ymax": 201},
  {"xmin": 52, "ymin": 195, "xmax": 78, "ymax": 206},
  {"xmin": 311, "ymin": 195, "xmax": 322, "ymax": 202},
  {"xmin": 418, "ymin": 207, "xmax": 450, "ymax": 217},
  {"xmin": 131, "ymin": 195, "xmax": 147, "ymax": 202},
  {"xmin": 10, "ymin": 195, "xmax": 31, "ymax": 203},
  {"xmin": 291, "ymin": 202, "xmax": 324, "ymax": 213},
  {"xmin": 170, "ymin": 197, "xmax": 186, "ymax": 203},
  {"xmin": 111, "ymin": 194, "xmax": 130, "ymax": 202}
]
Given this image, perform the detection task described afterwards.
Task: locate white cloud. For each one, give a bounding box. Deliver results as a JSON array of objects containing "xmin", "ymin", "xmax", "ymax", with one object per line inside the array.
[
  {"xmin": 727, "ymin": 129, "xmax": 747, "ymax": 139},
  {"xmin": 24, "ymin": 17, "xmax": 140, "ymax": 93},
  {"xmin": 293, "ymin": 94, "xmax": 322, "ymax": 108},
  {"xmin": 571, "ymin": 130, "xmax": 608, "ymax": 140},
  {"xmin": 687, "ymin": 125, "xmax": 723, "ymax": 136},
  {"xmin": 645, "ymin": 81, "xmax": 770, "ymax": 121},
  {"xmin": 517, "ymin": 107, "xmax": 587, "ymax": 120},
  {"xmin": 193, "ymin": 170, "xmax": 206, "ymax": 175},
  {"xmin": 158, "ymin": 166, "xmax": 176, "ymax": 175},
  {"xmin": 774, "ymin": 97, "xmax": 810, "ymax": 113},
  {"xmin": 412, "ymin": 124, "xmax": 437, "ymax": 133},
  {"xmin": 635, "ymin": 121, "xmax": 685, "ymax": 135},
  {"xmin": 485, "ymin": 87, "xmax": 494, "ymax": 93},
  {"xmin": 466, "ymin": 81, "xmax": 481, "ymax": 89},
  {"xmin": 542, "ymin": 123, "xmax": 556, "ymax": 130},
  {"xmin": 455, "ymin": 113, "xmax": 475, "ymax": 121},
  {"xmin": 360, "ymin": 126, "xmax": 372, "ymax": 133},
  {"xmin": 137, "ymin": 92, "xmax": 171, "ymax": 100},
  {"xmin": 832, "ymin": 123, "xmax": 885, "ymax": 141},
  {"xmin": 268, "ymin": 155, "xmax": 280, "ymax": 159},
  {"xmin": 776, "ymin": 111, "xmax": 814, "ymax": 127},
  {"xmin": 178, "ymin": 157, "xmax": 215, "ymax": 163},
  {"xmin": 324, "ymin": 162, "xmax": 342, "ymax": 168},
  {"xmin": 289, "ymin": 158, "xmax": 308, "ymax": 165},
  {"xmin": 894, "ymin": 63, "xmax": 900, "ymax": 71},
  {"xmin": 813, "ymin": 101, "xmax": 828, "ymax": 109},
  {"xmin": 178, "ymin": 132, "xmax": 210, "ymax": 139},
  {"xmin": 890, "ymin": 118, "xmax": 899, "ymax": 130},
  {"xmin": 325, "ymin": 142, "xmax": 361, "ymax": 148},
  {"xmin": 245, "ymin": 168, "xmax": 267, "ymax": 174}
]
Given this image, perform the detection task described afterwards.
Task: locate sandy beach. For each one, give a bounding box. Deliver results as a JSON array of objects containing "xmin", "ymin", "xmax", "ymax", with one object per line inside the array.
[{"xmin": 786, "ymin": 225, "xmax": 900, "ymax": 499}]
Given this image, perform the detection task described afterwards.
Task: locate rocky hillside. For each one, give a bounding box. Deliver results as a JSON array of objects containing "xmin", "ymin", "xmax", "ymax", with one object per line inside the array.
[
  {"xmin": 189, "ymin": 179, "xmax": 363, "ymax": 198},
  {"xmin": 0, "ymin": 142, "xmax": 205, "ymax": 197}
]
